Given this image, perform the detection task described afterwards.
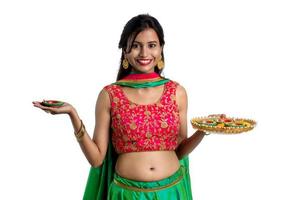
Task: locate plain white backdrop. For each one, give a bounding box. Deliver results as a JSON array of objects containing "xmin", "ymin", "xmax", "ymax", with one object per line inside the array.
[{"xmin": 1, "ymin": 0, "xmax": 299, "ymax": 199}]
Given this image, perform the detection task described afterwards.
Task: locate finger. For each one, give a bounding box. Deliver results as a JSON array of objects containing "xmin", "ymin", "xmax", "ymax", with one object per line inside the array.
[
  {"xmin": 32, "ymin": 101, "xmax": 51, "ymax": 108},
  {"xmin": 43, "ymin": 106, "xmax": 56, "ymax": 113},
  {"xmin": 32, "ymin": 101, "xmax": 42, "ymax": 106},
  {"xmin": 35, "ymin": 103, "xmax": 53, "ymax": 110},
  {"xmin": 38, "ymin": 105, "xmax": 54, "ymax": 112},
  {"xmin": 34, "ymin": 104, "xmax": 48, "ymax": 109}
]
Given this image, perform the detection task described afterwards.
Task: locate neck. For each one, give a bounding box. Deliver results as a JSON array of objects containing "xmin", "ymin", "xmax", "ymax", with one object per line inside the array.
[{"xmin": 130, "ymin": 70, "xmax": 156, "ymax": 74}]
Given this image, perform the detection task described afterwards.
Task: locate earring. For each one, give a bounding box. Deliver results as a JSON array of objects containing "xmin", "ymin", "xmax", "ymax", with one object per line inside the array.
[
  {"xmin": 157, "ymin": 59, "xmax": 164, "ymax": 70},
  {"xmin": 122, "ymin": 59, "xmax": 129, "ymax": 69}
]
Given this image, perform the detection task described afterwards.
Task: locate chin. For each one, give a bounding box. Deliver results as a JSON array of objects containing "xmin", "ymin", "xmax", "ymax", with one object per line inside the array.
[{"xmin": 134, "ymin": 66, "xmax": 155, "ymax": 73}]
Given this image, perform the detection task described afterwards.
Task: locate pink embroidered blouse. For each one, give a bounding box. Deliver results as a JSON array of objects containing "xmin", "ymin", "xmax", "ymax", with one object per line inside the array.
[{"xmin": 104, "ymin": 81, "xmax": 180, "ymax": 154}]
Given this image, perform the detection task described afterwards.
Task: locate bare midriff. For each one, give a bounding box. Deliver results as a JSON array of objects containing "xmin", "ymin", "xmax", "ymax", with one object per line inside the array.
[{"xmin": 115, "ymin": 151, "xmax": 180, "ymax": 182}]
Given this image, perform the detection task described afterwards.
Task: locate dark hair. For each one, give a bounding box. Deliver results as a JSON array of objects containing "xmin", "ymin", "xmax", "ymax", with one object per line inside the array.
[{"xmin": 116, "ymin": 14, "xmax": 165, "ymax": 80}]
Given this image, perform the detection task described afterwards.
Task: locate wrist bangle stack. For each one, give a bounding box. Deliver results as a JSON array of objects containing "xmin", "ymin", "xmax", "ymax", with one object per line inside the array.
[{"xmin": 75, "ymin": 120, "xmax": 86, "ymax": 142}]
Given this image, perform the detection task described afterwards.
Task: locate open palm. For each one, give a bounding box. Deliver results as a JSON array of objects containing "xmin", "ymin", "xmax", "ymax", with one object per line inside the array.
[{"xmin": 32, "ymin": 101, "xmax": 73, "ymax": 115}]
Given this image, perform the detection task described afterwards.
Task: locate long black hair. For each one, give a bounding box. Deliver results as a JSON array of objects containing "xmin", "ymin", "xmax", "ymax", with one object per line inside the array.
[{"xmin": 117, "ymin": 14, "xmax": 165, "ymax": 81}]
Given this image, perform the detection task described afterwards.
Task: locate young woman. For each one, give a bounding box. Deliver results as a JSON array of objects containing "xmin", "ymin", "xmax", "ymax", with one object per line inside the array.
[{"xmin": 33, "ymin": 14, "xmax": 206, "ymax": 200}]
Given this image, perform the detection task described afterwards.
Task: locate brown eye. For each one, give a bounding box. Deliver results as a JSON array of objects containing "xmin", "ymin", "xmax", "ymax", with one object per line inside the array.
[
  {"xmin": 149, "ymin": 43, "xmax": 156, "ymax": 48},
  {"xmin": 131, "ymin": 43, "xmax": 139, "ymax": 49}
]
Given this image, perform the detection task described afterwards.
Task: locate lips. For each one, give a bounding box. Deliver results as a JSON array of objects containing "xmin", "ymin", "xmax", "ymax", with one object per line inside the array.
[{"xmin": 136, "ymin": 59, "xmax": 152, "ymax": 66}]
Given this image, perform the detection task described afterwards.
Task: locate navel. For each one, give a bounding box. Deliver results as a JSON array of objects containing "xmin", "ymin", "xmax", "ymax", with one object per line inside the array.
[{"xmin": 150, "ymin": 167, "xmax": 155, "ymax": 171}]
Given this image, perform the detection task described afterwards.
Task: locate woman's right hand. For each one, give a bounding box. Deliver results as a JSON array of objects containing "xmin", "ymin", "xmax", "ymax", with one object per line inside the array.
[{"xmin": 32, "ymin": 100, "xmax": 75, "ymax": 115}]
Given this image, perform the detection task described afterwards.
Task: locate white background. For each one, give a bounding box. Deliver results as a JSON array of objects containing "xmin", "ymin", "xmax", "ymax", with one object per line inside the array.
[{"xmin": 1, "ymin": 0, "xmax": 299, "ymax": 199}]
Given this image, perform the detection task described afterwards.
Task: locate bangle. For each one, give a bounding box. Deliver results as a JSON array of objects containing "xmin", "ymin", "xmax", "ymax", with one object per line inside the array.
[{"xmin": 75, "ymin": 120, "xmax": 85, "ymax": 142}]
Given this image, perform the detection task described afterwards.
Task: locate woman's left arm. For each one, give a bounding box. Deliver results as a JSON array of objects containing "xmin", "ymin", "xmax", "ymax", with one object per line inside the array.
[{"xmin": 175, "ymin": 84, "xmax": 206, "ymax": 160}]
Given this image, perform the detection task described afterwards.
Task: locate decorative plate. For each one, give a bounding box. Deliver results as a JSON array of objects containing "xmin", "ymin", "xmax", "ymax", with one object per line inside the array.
[
  {"xmin": 41, "ymin": 100, "xmax": 64, "ymax": 107},
  {"xmin": 191, "ymin": 114, "xmax": 256, "ymax": 134}
]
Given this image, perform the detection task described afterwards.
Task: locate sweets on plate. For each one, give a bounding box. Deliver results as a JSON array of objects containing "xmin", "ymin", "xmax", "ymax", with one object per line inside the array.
[{"xmin": 191, "ymin": 114, "xmax": 256, "ymax": 134}]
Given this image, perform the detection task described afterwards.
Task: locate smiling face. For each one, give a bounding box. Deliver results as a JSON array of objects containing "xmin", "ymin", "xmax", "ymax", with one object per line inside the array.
[{"xmin": 124, "ymin": 28, "xmax": 163, "ymax": 74}]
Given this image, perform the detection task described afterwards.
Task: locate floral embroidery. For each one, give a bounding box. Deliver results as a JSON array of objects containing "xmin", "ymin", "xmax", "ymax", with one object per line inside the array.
[{"xmin": 104, "ymin": 81, "xmax": 180, "ymax": 154}]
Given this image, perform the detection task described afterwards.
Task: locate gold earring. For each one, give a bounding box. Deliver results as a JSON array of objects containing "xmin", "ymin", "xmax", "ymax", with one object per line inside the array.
[
  {"xmin": 157, "ymin": 59, "xmax": 164, "ymax": 70},
  {"xmin": 122, "ymin": 59, "xmax": 129, "ymax": 69}
]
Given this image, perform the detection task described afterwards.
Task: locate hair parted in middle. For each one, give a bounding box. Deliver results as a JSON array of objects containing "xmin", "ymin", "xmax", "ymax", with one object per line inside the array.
[{"xmin": 117, "ymin": 14, "xmax": 165, "ymax": 81}]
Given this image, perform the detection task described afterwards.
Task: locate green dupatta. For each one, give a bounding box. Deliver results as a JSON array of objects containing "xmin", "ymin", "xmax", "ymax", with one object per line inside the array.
[
  {"xmin": 83, "ymin": 139, "xmax": 116, "ymax": 199},
  {"xmin": 113, "ymin": 72, "xmax": 170, "ymax": 88}
]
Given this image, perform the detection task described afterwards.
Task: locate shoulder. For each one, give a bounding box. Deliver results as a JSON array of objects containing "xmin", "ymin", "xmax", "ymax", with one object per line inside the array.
[
  {"xmin": 97, "ymin": 87, "xmax": 110, "ymax": 104},
  {"xmin": 176, "ymin": 84, "xmax": 187, "ymax": 102},
  {"xmin": 96, "ymin": 84, "xmax": 117, "ymax": 108},
  {"xmin": 168, "ymin": 80, "xmax": 187, "ymax": 97},
  {"xmin": 103, "ymin": 83, "xmax": 118, "ymax": 91},
  {"xmin": 102, "ymin": 83, "xmax": 122, "ymax": 96},
  {"xmin": 169, "ymin": 80, "xmax": 187, "ymax": 110}
]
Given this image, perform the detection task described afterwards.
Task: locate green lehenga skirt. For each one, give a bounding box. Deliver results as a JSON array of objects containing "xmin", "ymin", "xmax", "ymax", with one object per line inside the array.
[
  {"xmin": 108, "ymin": 165, "xmax": 192, "ymax": 200},
  {"xmin": 83, "ymin": 141, "xmax": 193, "ymax": 200}
]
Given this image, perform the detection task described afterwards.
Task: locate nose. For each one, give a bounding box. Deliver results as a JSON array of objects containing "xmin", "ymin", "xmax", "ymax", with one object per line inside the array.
[{"xmin": 139, "ymin": 46, "xmax": 148, "ymax": 57}]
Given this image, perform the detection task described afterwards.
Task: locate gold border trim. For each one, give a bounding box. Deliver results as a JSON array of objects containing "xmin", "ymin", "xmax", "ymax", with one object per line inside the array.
[{"xmin": 113, "ymin": 168, "xmax": 184, "ymax": 192}]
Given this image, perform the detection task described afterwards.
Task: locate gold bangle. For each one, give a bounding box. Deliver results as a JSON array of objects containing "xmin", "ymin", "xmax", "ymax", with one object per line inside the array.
[{"xmin": 75, "ymin": 120, "xmax": 85, "ymax": 142}]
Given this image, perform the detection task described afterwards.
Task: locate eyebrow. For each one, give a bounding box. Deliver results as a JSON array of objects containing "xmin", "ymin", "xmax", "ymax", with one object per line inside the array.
[{"xmin": 133, "ymin": 41, "xmax": 158, "ymax": 44}]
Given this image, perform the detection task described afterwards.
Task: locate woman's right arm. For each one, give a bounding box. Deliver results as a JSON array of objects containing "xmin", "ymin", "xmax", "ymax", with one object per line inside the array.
[
  {"xmin": 33, "ymin": 89, "xmax": 111, "ymax": 167},
  {"xmin": 72, "ymin": 89, "xmax": 111, "ymax": 167}
]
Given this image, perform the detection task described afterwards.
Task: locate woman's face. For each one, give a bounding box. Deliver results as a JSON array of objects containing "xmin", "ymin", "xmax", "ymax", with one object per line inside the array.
[{"xmin": 125, "ymin": 28, "xmax": 162, "ymax": 73}]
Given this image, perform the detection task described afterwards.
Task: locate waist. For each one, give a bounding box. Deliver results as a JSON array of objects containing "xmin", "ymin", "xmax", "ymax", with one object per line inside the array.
[
  {"xmin": 115, "ymin": 151, "xmax": 180, "ymax": 181},
  {"xmin": 113, "ymin": 165, "xmax": 186, "ymax": 192}
]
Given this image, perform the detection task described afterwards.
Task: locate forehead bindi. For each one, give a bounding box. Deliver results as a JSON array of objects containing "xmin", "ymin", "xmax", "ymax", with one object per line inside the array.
[{"xmin": 134, "ymin": 28, "xmax": 159, "ymax": 44}]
